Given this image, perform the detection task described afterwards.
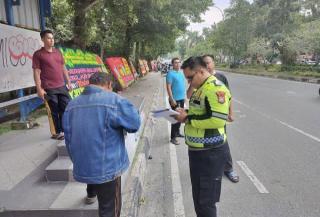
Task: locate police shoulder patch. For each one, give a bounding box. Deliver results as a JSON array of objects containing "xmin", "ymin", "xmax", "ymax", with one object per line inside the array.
[{"xmin": 216, "ymin": 91, "xmax": 226, "ymax": 104}]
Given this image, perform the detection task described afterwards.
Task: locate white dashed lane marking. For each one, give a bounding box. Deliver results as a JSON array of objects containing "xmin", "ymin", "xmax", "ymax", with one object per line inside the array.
[
  {"xmin": 233, "ymin": 99, "xmax": 320, "ymax": 143},
  {"xmin": 237, "ymin": 161, "xmax": 269, "ymax": 194}
]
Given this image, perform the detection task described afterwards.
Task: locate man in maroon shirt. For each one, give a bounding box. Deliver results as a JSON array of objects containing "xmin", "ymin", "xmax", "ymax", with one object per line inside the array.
[{"xmin": 32, "ymin": 30, "xmax": 71, "ymax": 140}]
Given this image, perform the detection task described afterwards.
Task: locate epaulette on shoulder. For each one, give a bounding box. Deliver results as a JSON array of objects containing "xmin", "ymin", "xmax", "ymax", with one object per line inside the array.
[{"xmin": 210, "ymin": 80, "xmax": 224, "ymax": 86}]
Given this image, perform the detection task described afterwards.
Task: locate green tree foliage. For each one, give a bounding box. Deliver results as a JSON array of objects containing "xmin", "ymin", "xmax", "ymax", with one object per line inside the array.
[
  {"xmin": 46, "ymin": 0, "xmax": 74, "ymax": 45},
  {"xmin": 176, "ymin": 31, "xmax": 204, "ymax": 59},
  {"xmin": 291, "ymin": 20, "xmax": 320, "ymax": 58},
  {"xmin": 180, "ymin": 0, "xmax": 320, "ymax": 66},
  {"xmin": 48, "ymin": 0, "xmax": 213, "ymax": 60},
  {"xmin": 247, "ymin": 37, "xmax": 273, "ymax": 63},
  {"xmin": 302, "ymin": 0, "xmax": 320, "ymax": 19},
  {"xmin": 220, "ymin": 0, "xmax": 253, "ymax": 63}
]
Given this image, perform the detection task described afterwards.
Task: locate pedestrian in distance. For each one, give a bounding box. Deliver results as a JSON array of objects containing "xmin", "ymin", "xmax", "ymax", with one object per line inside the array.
[
  {"xmin": 32, "ymin": 29, "xmax": 72, "ymax": 140},
  {"xmin": 174, "ymin": 56, "xmax": 231, "ymax": 217},
  {"xmin": 63, "ymin": 72, "xmax": 141, "ymax": 217},
  {"xmin": 166, "ymin": 57, "xmax": 186, "ymax": 145}
]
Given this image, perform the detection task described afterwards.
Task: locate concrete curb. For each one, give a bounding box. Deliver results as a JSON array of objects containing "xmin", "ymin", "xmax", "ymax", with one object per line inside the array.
[
  {"xmin": 217, "ymin": 69, "xmax": 320, "ymax": 84},
  {"xmin": 121, "ymin": 118, "xmax": 156, "ymax": 217},
  {"xmin": 121, "ymin": 85, "xmax": 160, "ymax": 217}
]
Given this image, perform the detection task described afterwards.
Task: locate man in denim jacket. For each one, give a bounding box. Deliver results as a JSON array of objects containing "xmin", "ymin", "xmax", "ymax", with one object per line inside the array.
[{"xmin": 63, "ymin": 72, "xmax": 141, "ymax": 217}]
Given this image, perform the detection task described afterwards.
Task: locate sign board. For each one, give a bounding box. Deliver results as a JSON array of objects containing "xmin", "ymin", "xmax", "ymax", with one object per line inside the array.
[
  {"xmin": 121, "ymin": 58, "xmax": 135, "ymax": 82},
  {"xmin": 129, "ymin": 61, "xmax": 138, "ymax": 79},
  {"xmin": 105, "ymin": 57, "xmax": 135, "ymax": 88},
  {"xmin": 138, "ymin": 59, "xmax": 147, "ymax": 76},
  {"xmin": 59, "ymin": 47, "xmax": 109, "ymax": 98},
  {"xmin": 0, "ymin": 23, "xmax": 42, "ymax": 93},
  {"xmin": 143, "ymin": 60, "xmax": 150, "ymax": 72}
]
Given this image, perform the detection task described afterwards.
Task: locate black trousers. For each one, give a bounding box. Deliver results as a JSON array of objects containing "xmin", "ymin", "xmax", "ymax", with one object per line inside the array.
[
  {"xmin": 45, "ymin": 86, "xmax": 70, "ymax": 134},
  {"xmin": 87, "ymin": 177, "xmax": 122, "ymax": 217},
  {"xmin": 170, "ymin": 99, "xmax": 184, "ymax": 139},
  {"xmin": 224, "ymin": 140, "xmax": 233, "ymax": 173},
  {"xmin": 223, "ymin": 125, "xmax": 233, "ymax": 172},
  {"xmin": 189, "ymin": 144, "xmax": 227, "ymax": 217}
]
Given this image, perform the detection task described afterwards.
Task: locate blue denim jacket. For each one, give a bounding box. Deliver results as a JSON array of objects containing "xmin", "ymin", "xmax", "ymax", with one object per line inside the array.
[{"xmin": 63, "ymin": 85, "xmax": 141, "ymax": 184}]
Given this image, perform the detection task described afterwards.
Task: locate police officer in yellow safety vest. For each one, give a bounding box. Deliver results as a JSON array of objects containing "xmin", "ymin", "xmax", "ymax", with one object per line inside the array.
[{"xmin": 173, "ymin": 56, "xmax": 231, "ymax": 217}]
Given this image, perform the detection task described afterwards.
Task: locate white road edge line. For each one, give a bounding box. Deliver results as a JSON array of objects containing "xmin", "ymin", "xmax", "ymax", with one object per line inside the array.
[
  {"xmin": 233, "ymin": 99, "xmax": 320, "ymax": 143},
  {"xmin": 237, "ymin": 161, "xmax": 269, "ymax": 194},
  {"xmin": 277, "ymin": 120, "xmax": 320, "ymax": 143},
  {"xmin": 168, "ymin": 122, "xmax": 186, "ymax": 217},
  {"xmin": 164, "ymin": 77, "xmax": 186, "ymax": 217}
]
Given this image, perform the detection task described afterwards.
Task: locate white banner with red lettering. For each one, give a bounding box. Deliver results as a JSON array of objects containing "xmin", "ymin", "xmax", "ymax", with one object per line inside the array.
[{"xmin": 0, "ymin": 23, "xmax": 42, "ymax": 93}]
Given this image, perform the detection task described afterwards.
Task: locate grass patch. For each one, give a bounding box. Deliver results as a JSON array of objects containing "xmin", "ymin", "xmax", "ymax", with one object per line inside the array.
[
  {"xmin": 216, "ymin": 64, "xmax": 320, "ymax": 79},
  {"xmin": 0, "ymin": 105, "xmax": 47, "ymax": 136},
  {"xmin": 0, "ymin": 122, "xmax": 11, "ymax": 135},
  {"xmin": 28, "ymin": 105, "xmax": 47, "ymax": 120}
]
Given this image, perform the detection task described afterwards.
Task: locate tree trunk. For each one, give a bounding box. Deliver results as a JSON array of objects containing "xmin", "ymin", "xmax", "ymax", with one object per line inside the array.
[
  {"xmin": 123, "ymin": 23, "xmax": 132, "ymax": 59},
  {"xmin": 100, "ymin": 39, "xmax": 104, "ymax": 60},
  {"xmin": 72, "ymin": 0, "xmax": 98, "ymax": 49},
  {"xmin": 136, "ymin": 41, "xmax": 142, "ymax": 60}
]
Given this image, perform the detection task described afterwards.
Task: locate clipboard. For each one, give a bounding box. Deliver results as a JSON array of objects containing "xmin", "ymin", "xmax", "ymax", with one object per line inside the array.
[{"xmin": 151, "ymin": 108, "xmax": 179, "ymax": 123}]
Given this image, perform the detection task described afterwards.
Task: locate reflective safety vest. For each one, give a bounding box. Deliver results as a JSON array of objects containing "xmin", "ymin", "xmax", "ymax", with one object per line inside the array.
[{"xmin": 185, "ymin": 75, "xmax": 231, "ymax": 149}]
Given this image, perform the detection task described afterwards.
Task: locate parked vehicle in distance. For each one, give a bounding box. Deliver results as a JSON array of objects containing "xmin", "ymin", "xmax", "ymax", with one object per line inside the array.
[
  {"xmin": 160, "ymin": 61, "xmax": 172, "ymax": 75},
  {"xmin": 306, "ymin": 60, "xmax": 317, "ymax": 65}
]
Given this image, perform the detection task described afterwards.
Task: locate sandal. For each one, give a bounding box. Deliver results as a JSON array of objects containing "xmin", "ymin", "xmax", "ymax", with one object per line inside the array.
[
  {"xmin": 51, "ymin": 133, "xmax": 64, "ymax": 140},
  {"xmin": 56, "ymin": 134, "xmax": 65, "ymax": 140},
  {"xmin": 225, "ymin": 171, "xmax": 239, "ymax": 183},
  {"xmin": 51, "ymin": 134, "xmax": 60, "ymax": 139}
]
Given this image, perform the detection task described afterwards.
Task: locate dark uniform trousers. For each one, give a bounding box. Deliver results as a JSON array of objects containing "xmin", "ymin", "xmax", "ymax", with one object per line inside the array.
[
  {"xmin": 189, "ymin": 144, "xmax": 227, "ymax": 217},
  {"xmin": 224, "ymin": 140, "xmax": 233, "ymax": 172},
  {"xmin": 45, "ymin": 86, "xmax": 71, "ymax": 134},
  {"xmin": 87, "ymin": 176, "xmax": 122, "ymax": 217},
  {"xmin": 223, "ymin": 125, "xmax": 233, "ymax": 173},
  {"xmin": 170, "ymin": 99, "xmax": 185, "ymax": 139}
]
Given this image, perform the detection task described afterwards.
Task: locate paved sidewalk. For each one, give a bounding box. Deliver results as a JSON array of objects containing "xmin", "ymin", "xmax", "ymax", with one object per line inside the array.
[
  {"xmin": 0, "ymin": 117, "xmax": 58, "ymax": 191},
  {"xmin": 0, "ymin": 72, "xmax": 162, "ymax": 214}
]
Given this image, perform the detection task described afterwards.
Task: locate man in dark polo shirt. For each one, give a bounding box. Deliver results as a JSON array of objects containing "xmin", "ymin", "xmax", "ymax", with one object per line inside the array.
[
  {"xmin": 202, "ymin": 54, "xmax": 240, "ymax": 183},
  {"xmin": 32, "ymin": 30, "xmax": 71, "ymax": 140}
]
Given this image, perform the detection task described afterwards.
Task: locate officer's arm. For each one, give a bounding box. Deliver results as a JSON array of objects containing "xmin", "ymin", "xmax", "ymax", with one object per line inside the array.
[
  {"xmin": 228, "ymin": 100, "xmax": 234, "ymax": 122},
  {"xmin": 188, "ymin": 94, "xmax": 228, "ymax": 129}
]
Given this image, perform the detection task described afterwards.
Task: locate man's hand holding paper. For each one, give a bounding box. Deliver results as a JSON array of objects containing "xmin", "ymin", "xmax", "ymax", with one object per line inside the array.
[{"xmin": 172, "ymin": 108, "xmax": 188, "ymax": 123}]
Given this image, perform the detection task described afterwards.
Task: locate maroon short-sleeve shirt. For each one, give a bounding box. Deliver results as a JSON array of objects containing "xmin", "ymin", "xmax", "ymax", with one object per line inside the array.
[{"xmin": 32, "ymin": 47, "xmax": 66, "ymax": 90}]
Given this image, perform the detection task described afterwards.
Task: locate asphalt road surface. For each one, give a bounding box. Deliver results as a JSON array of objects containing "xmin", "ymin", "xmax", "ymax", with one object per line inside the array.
[{"xmin": 140, "ymin": 72, "xmax": 320, "ymax": 217}]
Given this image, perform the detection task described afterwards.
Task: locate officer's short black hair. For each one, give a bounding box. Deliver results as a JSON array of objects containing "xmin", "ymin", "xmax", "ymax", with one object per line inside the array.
[
  {"xmin": 40, "ymin": 30, "xmax": 54, "ymax": 39},
  {"xmin": 89, "ymin": 72, "xmax": 113, "ymax": 86},
  {"xmin": 202, "ymin": 54, "xmax": 215, "ymax": 61},
  {"xmin": 181, "ymin": 56, "xmax": 207, "ymax": 70}
]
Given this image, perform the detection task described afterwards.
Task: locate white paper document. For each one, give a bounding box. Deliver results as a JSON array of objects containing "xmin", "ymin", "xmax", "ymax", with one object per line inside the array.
[{"xmin": 151, "ymin": 108, "xmax": 180, "ymax": 124}]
